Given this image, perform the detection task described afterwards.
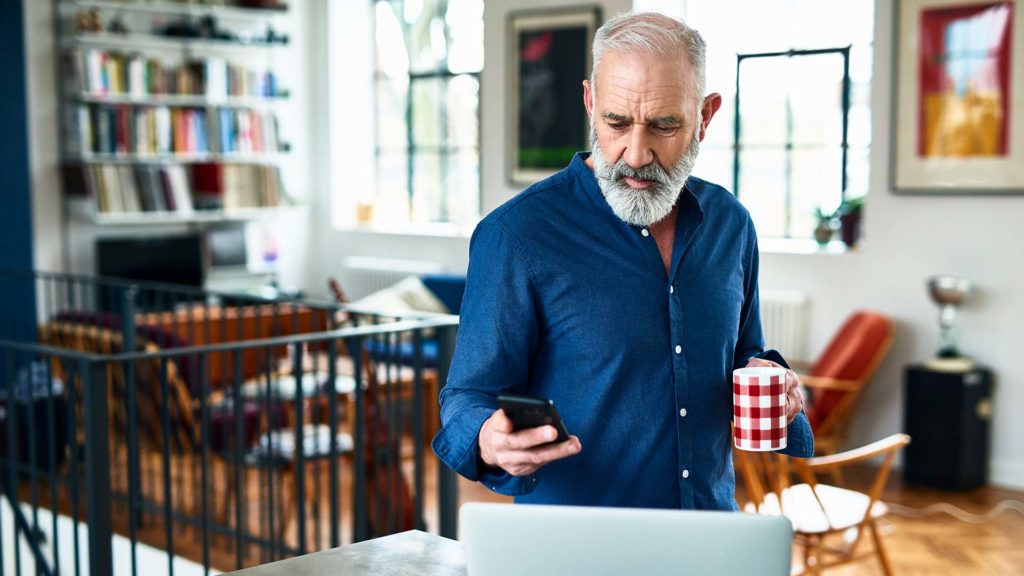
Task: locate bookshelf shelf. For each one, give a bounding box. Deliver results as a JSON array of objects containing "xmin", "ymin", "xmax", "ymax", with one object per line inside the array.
[
  {"xmin": 66, "ymin": 32, "xmax": 288, "ymax": 53},
  {"xmin": 62, "ymin": 0, "xmax": 288, "ymax": 21},
  {"xmin": 76, "ymin": 93, "xmax": 288, "ymax": 109},
  {"xmin": 77, "ymin": 152, "xmax": 288, "ymax": 165},
  {"xmin": 68, "ymin": 203, "xmax": 307, "ymax": 226}
]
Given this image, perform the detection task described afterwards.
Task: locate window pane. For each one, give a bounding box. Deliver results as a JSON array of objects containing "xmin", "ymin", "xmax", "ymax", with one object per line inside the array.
[
  {"xmin": 446, "ymin": 74, "xmax": 479, "ymax": 148},
  {"xmin": 446, "ymin": 0, "xmax": 484, "ymax": 73},
  {"xmin": 406, "ymin": 1, "xmax": 447, "ymax": 73},
  {"xmin": 790, "ymin": 53, "xmax": 845, "ymax": 147},
  {"xmin": 692, "ymin": 146, "xmax": 733, "ymax": 190},
  {"xmin": 848, "ymin": 101, "xmax": 872, "ymax": 148},
  {"xmin": 374, "ymin": 152, "xmax": 410, "ymax": 223},
  {"xmin": 846, "ymin": 147, "xmax": 871, "ymax": 199},
  {"xmin": 737, "ymin": 149, "xmax": 787, "ymax": 238},
  {"xmin": 376, "ymin": 78, "xmax": 408, "ymax": 152},
  {"xmin": 738, "ymin": 58, "xmax": 787, "ymax": 146},
  {"xmin": 375, "ymin": 1, "xmax": 409, "ymax": 77},
  {"xmin": 791, "ymin": 147, "xmax": 843, "ymax": 239},
  {"xmin": 444, "ymin": 149, "xmax": 480, "ymax": 225},
  {"xmin": 411, "ymin": 152, "xmax": 443, "ymax": 222},
  {"xmin": 412, "ymin": 78, "xmax": 444, "ymax": 147}
]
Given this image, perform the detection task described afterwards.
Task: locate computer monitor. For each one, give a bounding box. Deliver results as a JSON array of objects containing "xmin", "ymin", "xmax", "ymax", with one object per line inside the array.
[
  {"xmin": 207, "ymin": 225, "xmax": 248, "ymax": 270},
  {"xmin": 96, "ymin": 234, "xmax": 205, "ymax": 288}
]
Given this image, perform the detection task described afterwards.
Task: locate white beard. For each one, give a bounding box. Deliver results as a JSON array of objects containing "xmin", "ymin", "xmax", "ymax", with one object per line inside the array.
[{"xmin": 591, "ymin": 127, "xmax": 700, "ymax": 227}]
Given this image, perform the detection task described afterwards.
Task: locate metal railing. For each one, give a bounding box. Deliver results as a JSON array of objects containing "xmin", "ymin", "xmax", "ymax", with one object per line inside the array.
[{"xmin": 0, "ymin": 270, "xmax": 460, "ymax": 575}]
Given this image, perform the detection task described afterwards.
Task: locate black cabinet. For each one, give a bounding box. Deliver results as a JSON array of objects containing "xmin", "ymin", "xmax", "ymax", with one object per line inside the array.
[{"xmin": 903, "ymin": 365, "xmax": 993, "ymax": 490}]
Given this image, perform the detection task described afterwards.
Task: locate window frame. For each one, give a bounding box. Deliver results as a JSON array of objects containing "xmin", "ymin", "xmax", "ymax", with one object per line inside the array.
[
  {"xmin": 732, "ymin": 46, "xmax": 852, "ymax": 238},
  {"xmin": 370, "ymin": 0, "xmax": 483, "ymax": 227}
]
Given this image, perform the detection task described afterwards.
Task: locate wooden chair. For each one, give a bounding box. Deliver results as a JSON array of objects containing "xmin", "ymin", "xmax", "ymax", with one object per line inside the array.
[
  {"xmin": 800, "ymin": 311, "xmax": 893, "ymax": 458},
  {"xmin": 735, "ymin": 434, "xmax": 911, "ymax": 575}
]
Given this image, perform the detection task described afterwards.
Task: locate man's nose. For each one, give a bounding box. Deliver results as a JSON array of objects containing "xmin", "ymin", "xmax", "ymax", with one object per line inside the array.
[{"xmin": 623, "ymin": 125, "xmax": 654, "ymax": 169}]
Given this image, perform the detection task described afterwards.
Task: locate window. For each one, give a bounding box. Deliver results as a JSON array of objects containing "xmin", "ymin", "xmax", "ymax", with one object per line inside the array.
[
  {"xmin": 366, "ymin": 0, "xmax": 483, "ymax": 229},
  {"xmin": 734, "ymin": 48, "xmax": 850, "ymax": 239},
  {"xmin": 686, "ymin": 0, "xmax": 874, "ymax": 243}
]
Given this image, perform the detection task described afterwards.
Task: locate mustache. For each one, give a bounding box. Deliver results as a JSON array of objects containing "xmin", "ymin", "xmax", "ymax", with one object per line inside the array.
[{"xmin": 594, "ymin": 157, "xmax": 673, "ymax": 187}]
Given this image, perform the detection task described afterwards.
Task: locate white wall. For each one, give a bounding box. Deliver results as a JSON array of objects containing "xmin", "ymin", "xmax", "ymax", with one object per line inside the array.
[{"xmin": 758, "ymin": 0, "xmax": 1024, "ymax": 488}]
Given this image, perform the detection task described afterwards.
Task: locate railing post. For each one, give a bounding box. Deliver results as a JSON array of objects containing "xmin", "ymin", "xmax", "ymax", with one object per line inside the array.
[
  {"xmin": 83, "ymin": 359, "xmax": 113, "ymax": 576},
  {"xmin": 435, "ymin": 324, "xmax": 458, "ymax": 540}
]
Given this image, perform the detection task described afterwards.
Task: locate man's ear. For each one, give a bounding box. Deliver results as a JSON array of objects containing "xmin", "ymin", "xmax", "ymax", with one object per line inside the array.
[
  {"xmin": 583, "ymin": 80, "xmax": 594, "ymax": 119},
  {"xmin": 698, "ymin": 92, "xmax": 723, "ymax": 142}
]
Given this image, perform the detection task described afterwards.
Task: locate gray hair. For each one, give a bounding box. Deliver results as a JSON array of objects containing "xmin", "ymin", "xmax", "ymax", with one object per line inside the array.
[{"xmin": 590, "ymin": 11, "xmax": 707, "ymax": 104}]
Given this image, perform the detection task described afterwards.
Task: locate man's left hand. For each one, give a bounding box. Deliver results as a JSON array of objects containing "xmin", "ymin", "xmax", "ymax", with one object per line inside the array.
[{"xmin": 745, "ymin": 357, "xmax": 804, "ymax": 425}]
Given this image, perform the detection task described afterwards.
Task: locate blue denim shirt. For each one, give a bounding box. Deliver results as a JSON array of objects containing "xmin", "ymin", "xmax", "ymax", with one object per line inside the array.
[{"xmin": 432, "ymin": 153, "xmax": 813, "ymax": 510}]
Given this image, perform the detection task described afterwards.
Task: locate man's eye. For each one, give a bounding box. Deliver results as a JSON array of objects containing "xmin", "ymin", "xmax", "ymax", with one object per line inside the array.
[
  {"xmin": 607, "ymin": 122, "xmax": 629, "ymax": 131},
  {"xmin": 652, "ymin": 125, "xmax": 679, "ymax": 136}
]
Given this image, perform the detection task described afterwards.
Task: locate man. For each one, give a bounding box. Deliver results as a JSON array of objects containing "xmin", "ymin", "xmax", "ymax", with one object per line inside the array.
[{"xmin": 432, "ymin": 11, "xmax": 813, "ymax": 510}]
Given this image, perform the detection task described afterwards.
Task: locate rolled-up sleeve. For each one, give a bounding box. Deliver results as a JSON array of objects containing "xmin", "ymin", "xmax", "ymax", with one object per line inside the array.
[{"xmin": 431, "ymin": 219, "xmax": 541, "ymax": 495}]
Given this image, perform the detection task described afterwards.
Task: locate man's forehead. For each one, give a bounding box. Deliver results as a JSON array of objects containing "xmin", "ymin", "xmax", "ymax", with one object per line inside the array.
[{"xmin": 594, "ymin": 51, "xmax": 695, "ymax": 102}]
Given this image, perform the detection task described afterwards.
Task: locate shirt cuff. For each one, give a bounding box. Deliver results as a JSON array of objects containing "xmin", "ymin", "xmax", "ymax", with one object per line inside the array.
[
  {"xmin": 477, "ymin": 463, "xmax": 540, "ymax": 497},
  {"xmin": 431, "ymin": 404, "xmax": 541, "ymax": 496},
  {"xmin": 778, "ymin": 411, "xmax": 814, "ymax": 458}
]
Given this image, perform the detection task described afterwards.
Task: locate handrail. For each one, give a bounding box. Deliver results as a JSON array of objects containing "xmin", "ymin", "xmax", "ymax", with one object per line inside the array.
[
  {"xmin": 1, "ymin": 315, "xmax": 459, "ymax": 361},
  {"xmin": 2, "ymin": 487, "xmax": 55, "ymax": 576}
]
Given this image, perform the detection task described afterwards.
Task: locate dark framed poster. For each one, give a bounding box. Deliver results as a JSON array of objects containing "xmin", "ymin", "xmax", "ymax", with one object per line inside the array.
[{"xmin": 508, "ymin": 6, "xmax": 601, "ymax": 185}]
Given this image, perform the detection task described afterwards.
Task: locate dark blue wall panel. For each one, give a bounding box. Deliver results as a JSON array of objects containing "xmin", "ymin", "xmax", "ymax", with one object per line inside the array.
[{"xmin": 0, "ymin": 0, "xmax": 37, "ymax": 342}]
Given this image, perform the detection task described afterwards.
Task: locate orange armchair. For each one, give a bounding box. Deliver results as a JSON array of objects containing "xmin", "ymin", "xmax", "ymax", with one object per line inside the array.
[{"xmin": 801, "ymin": 311, "xmax": 893, "ymax": 456}]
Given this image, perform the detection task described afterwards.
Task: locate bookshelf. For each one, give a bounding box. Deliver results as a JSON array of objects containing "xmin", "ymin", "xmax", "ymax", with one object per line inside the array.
[{"xmin": 57, "ymin": 0, "xmax": 296, "ymax": 224}]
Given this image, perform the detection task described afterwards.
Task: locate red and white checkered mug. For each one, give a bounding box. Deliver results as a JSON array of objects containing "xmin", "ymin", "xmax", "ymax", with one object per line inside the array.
[{"xmin": 733, "ymin": 366, "xmax": 788, "ymax": 451}]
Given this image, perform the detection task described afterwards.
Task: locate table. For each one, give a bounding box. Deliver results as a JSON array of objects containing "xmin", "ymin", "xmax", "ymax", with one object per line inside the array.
[{"xmin": 227, "ymin": 531, "xmax": 466, "ymax": 575}]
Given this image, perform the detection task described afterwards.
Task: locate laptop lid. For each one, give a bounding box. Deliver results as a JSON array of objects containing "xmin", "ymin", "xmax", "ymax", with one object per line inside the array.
[{"xmin": 460, "ymin": 503, "xmax": 792, "ymax": 576}]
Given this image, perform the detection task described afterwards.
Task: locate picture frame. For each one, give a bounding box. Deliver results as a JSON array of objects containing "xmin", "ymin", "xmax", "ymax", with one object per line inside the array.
[
  {"xmin": 891, "ymin": 0, "xmax": 1024, "ymax": 194},
  {"xmin": 507, "ymin": 6, "xmax": 601, "ymax": 185}
]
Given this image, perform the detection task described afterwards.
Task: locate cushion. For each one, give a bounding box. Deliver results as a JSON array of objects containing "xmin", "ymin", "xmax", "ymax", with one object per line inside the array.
[{"xmin": 352, "ymin": 276, "xmax": 449, "ymax": 314}]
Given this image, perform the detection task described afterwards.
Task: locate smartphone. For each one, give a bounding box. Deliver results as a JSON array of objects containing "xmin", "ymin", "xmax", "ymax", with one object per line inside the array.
[{"xmin": 496, "ymin": 394, "xmax": 571, "ymax": 444}]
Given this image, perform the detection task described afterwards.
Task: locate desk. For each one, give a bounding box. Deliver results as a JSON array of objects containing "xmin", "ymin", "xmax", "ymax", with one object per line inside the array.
[{"xmin": 227, "ymin": 531, "xmax": 466, "ymax": 575}]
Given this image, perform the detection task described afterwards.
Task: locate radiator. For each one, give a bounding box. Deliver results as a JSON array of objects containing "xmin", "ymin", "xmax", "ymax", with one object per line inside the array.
[
  {"xmin": 759, "ymin": 289, "xmax": 809, "ymax": 361},
  {"xmin": 338, "ymin": 256, "xmax": 445, "ymax": 300}
]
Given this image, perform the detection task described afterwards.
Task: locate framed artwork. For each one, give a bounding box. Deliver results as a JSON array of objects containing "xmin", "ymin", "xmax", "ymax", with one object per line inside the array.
[
  {"xmin": 892, "ymin": 0, "xmax": 1024, "ymax": 194},
  {"xmin": 507, "ymin": 6, "xmax": 601, "ymax": 185}
]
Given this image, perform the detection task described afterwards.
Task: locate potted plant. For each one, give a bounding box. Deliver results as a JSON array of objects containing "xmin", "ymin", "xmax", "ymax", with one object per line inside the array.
[
  {"xmin": 836, "ymin": 197, "xmax": 865, "ymax": 247},
  {"xmin": 812, "ymin": 207, "xmax": 837, "ymax": 246}
]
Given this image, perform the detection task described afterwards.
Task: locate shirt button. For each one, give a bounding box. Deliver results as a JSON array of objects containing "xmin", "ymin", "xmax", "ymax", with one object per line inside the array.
[
  {"xmin": 641, "ymin": 228, "xmax": 650, "ymax": 237},
  {"xmin": 682, "ymin": 469, "xmax": 690, "ymax": 479},
  {"xmin": 679, "ymin": 408, "xmax": 687, "ymax": 418},
  {"xmin": 669, "ymin": 285, "xmax": 674, "ymax": 294},
  {"xmin": 675, "ymin": 345, "xmax": 682, "ymax": 354}
]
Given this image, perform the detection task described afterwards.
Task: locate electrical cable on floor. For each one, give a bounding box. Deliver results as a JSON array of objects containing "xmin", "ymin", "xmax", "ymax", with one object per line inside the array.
[{"xmin": 886, "ymin": 499, "xmax": 1024, "ymax": 523}]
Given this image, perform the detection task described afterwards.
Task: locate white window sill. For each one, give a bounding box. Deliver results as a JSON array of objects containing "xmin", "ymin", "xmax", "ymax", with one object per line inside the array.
[
  {"xmin": 759, "ymin": 238, "xmax": 850, "ymax": 255},
  {"xmin": 333, "ymin": 220, "xmax": 475, "ymax": 239}
]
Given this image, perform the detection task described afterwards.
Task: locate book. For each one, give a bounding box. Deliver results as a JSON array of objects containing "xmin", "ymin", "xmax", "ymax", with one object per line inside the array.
[
  {"xmin": 117, "ymin": 165, "xmax": 141, "ymax": 212},
  {"xmin": 162, "ymin": 165, "xmax": 194, "ymax": 214}
]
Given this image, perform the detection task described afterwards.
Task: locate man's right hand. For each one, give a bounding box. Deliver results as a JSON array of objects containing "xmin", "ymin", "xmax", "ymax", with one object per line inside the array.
[{"xmin": 478, "ymin": 409, "xmax": 582, "ymax": 477}]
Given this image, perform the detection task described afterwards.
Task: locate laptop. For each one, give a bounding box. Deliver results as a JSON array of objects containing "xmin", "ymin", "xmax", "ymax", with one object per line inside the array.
[{"xmin": 460, "ymin": 503, "xmax": 792, "ymax": 576}]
